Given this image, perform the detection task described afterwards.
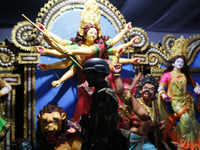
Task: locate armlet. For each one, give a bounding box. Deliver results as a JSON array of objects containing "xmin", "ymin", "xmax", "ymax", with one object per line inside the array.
[
  {"xmin": 159, "ymin": 82, "xmax": 166, "ymax": 88},
  {"xmin": 62, "ymin": 39, "xmax": 68, "ymax": 45},
  {"xmin": 124, "ymin": 90, "xmax": 131, "ymax": 102},
  {"xmin": 0, "ymin": 79, "xmax": 6, "ymax": 88},
  {"xmin": 158, "ymin": 89, "xmax": 166, "ymax": 95},
  {"xmin": 91, "ymin": 46, "xmax": 97, "ymax": 54},
  {"xmin": 106, "ymin": 39, "xmax": 113, "ymax": 46}
]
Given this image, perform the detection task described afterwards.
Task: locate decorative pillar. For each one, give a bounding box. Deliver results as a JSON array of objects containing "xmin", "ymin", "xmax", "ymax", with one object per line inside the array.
[{"xmin": 18, "ymin": 53, "xmax": 39, "ymax": 146}]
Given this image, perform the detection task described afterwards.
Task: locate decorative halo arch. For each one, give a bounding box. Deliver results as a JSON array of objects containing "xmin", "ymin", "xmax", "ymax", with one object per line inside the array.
[{"xmin": 11, "ymin": 0, "xmax": 133, "ymax": 51}]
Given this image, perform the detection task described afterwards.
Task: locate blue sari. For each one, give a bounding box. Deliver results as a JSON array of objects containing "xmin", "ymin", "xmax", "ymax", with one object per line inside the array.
[{"xmin": 129, "ymin": 133, "xmax": 157, "ymax": 150}]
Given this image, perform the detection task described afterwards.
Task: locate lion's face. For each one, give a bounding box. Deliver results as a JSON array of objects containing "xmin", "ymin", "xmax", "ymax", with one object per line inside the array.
[{"xmin": 37, "ymin": 111, "xmax": 66, "ymax": 144}]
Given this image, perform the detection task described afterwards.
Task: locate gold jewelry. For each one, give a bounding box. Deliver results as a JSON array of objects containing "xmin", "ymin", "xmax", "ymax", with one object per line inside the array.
[
  {"xmin": 0, "ymin": 79, "xmax": 6, "ymax": 88},
  {"xmin": 170, "ymin": 36, "xmax": 189, "ymax": 60},
  {"xmin": 0, "ymin": 91, "xmax": 2, "ymax": 97},
  {"xmin": 159, "ymin": 83, "xmax": 166, "ymax": 88},
  {"xmin": 108, "ymin": 38, "xmax": 114, "ymax": 46},
  {"xmin": 115, "ymin": 53, "xmax": 121, "ymax": 58},
  {"xmin": 171, "ymin": 71, "xmax": 186, "ymax": 90},
  {"xmin": 76, "ymin": 55, "xmax": 85, "ymax": 65},
  {"xmin": 62, "ymin": 39, "xmax": 68, "ymax": 46},
  {"xmin": 80, "ymin": 44, "xmax": 96, "ymax": 54},
  {"xmin": 124, "ymin": 90, "xmax": 131, "ymax": 102},
  {"xmin": 159, "ymin": 89, "xmax": 166, "ymax": 95},
  {"xmin": 114, "ymin": 74, "xmax": 121, "ymax": 77},
  {"xmin": 79, "ymin": 0, "xmax": 102, "ymax": 37},
  {"xmin": 58, "ymin": 79, "xmax": 63, "ymax": 84},
  {"xmin": 118, "ymin": 104, "xmax": 134, "ymax": 122},
  {"xmin": 159, "ymin": 90, "xmax": 170, "ymax": 101},
  {"xmin": 173, "ymin": 68, "xmax": 181, "ymax": 73},
  {"xmin": 48, "ymin": 64, "xmax": 52, "ymax": 69},
  {"xmin": 136, "ymin": 98, "xmax": 155, "ymax": 123}
]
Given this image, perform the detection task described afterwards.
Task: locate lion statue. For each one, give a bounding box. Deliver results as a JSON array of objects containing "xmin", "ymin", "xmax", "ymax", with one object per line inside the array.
[{"xmin": 36, "ymin": 104, "xmax": 82, "ymax": 150}]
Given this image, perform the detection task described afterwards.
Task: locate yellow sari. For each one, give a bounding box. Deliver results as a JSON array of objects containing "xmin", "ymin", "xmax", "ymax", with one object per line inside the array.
[{"xmin": 158, "ymin": 72, "xmax": 200, "ymax": 150}]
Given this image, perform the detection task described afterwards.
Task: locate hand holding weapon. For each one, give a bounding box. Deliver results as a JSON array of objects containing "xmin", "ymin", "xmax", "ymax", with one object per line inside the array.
[{"xmin": 22, "ymin": 14, "xmax": 83, "ymax": 69}]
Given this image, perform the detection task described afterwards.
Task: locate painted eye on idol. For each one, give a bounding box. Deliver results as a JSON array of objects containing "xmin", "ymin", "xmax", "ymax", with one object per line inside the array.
[
  {"xmin": 53, "ymin": 120, "xmax": 58, "ymax": 123},
  {"xmin": 86, "ymin": 28, "xmax": 97, "ymax": 41},
  {"xmin": 173, "ymin": 57, "xmax": 184, "ymax": 69}
]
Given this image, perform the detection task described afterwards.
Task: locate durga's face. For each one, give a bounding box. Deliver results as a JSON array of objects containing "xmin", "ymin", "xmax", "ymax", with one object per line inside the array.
[{"xmin": 85, "ymin": 27, "xmax": 97, "ymax": 42}]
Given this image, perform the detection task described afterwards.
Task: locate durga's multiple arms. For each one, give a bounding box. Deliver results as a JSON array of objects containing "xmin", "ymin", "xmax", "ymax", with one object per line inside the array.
[
  {"xmin": 29, "ymin": 16, "xmax": 141, "ymax": 88},
  {"xmin": 22, "ymin": 15, "xmax": 82, "ymax": 69},
  {"xmin": 109, "ymin": 22, "xmax": 132, "ymax": 46},
  {"xmin": 22, "ymin": 15, "xmax": 66, "ymax": 51},
  {"xmin": 36, "ymin": 22, "xmax": 68, "ymax": 47},
  {"xmin": 51, "ymin": 66, "xmax": 78, "ymax": 88}
]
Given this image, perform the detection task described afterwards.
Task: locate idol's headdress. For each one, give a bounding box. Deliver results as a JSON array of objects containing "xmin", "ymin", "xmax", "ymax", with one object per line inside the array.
[
  {"xmin": 170, "ymin": 36, "xmax": 189, "ymax": 60},
  {"xmin": 79, "ymin": 0, "xmax": 102, "ymax": 37}
]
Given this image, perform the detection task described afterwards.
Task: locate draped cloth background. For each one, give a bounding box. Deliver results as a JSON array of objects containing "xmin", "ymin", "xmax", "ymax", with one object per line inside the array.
[{"xmin": 1, "ymin": 0, "xmax": 200, "ymax": 43}]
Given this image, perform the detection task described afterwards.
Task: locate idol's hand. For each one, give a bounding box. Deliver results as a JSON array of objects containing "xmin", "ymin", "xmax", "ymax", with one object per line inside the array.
[
  {"xmin": 36, "ymin": 22, "xmax": 47, "ymax": 32},
  {"xmin": 129, "ymin": 36, "xmax": 140, "ymax": 46},
  {"xmin": 124, "ymin": 22, "xmax": 132, "ymax": 32},
  {"xmin": 119, "ymin": 47, "xmax": 126, "ymax": 55},
  {"xmin": 194, "ymin": 83, "xmax": 200, "ymax": 95},
  {"xmin": 66, "ymin": 128, "xmax": 76, "ymax": 133},
  {"xmin": 114, "ymin": 46, "xmax": 125, "ymax": 58},
  {"xmin": 162, "ymin": 93, "xmax": 171, "ymax": 102},
  {"xmin": 35, "ymin": 46, "xmax": 47, "ymax": 54},
  {"xmin": 37, "ymin": 64, "xmax": 49, "ymax": 71},
  {"xmin": 113, "ymin": 63, "xmax": 122, "ymax": 74},
  {"xmin": 122, "ymin": 121, "xmax": 131, "ymax": 130},
  {"xmin": 132, "ymin": 58, "xmax": 140, "ymax": 64},
  {"xmin": 36, "ymin": 22, "xmax": 52, "ymax": 42},
  {"xmin": 51, "ymin": 80, "xmax": 61, "ymax": 88},
  {"xmin": 159, "ymin": 120, "xmax": 166, "ymax": 130},
  {"xmin": 62, "ymin": 47, "xmax": 73, "ymax": 55}
]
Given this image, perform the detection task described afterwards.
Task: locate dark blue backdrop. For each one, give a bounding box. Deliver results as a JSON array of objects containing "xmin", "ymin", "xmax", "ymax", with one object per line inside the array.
[{"xmin": 1, "ymin": 0, "xmax": 200, "ymax": 43}]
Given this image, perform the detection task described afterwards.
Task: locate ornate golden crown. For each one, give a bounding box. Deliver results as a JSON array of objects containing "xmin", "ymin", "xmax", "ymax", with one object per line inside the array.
[
  {"xmin": 170, "ymin": 36, "xmax": 189, "ymax": 60},
  {"xmin": 79, "ymin": 0, "xmax": 102, "ymax": 37}
]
